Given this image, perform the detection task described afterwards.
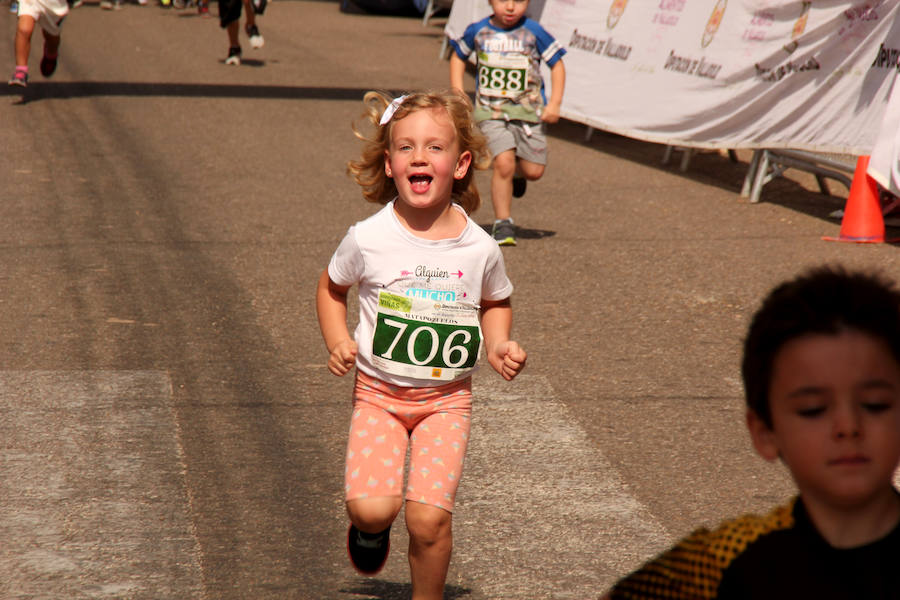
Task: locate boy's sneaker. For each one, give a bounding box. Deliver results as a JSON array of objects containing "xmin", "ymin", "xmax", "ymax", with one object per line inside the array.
[
  {"xmin": 8, "ymin": 69, "xmax": 27, "ymax": 87},
  {"xmin": 512, "ymin": 176, "xmax": 527, "ymax": 198},
  {"xmin": 9, "ymin": 0, "xmax": 18, "ymax": 12},
  {"xmin": 491, "ymin": 219, "xmax": 516, "ymax": 246},
  {"xmin": 246, "ymin": 24, "xmax": 264, "ymax": 49},
  {"xmin": 347, "ymin": 524, "xmax": 390, "ymax": 576},
  {"xmin": 197, "ymin": 0, "xmax": 208, "ymax": 15},
  {"xmin": 250, "ymin": 0, "xmax": 265, "ymax": 13},
  {"xmin": 225, "ymin": 46, "xmax": 241, "ymax": 65}
]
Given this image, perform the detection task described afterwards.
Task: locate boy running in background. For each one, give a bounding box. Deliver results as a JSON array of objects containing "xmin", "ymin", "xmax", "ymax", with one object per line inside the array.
[
  {"xmin": 602, "ymin": 266, "xmax": 900, "ymax": 599},
  {"xmin": 449, "ymin": 0, "xmax": 565, "ymax": 246},
  {"xmin": 8, "ymin": 0, "xmax": 68, "ymax": 88}
]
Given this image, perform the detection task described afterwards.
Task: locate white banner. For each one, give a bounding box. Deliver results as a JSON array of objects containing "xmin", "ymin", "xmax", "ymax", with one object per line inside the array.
[
  {"xmin": 447, "ymin": 1, "xmax": 900, "ymax": 155},
  {"xmin": 869, "ymin": 69, "xmax": 900, "ymax": 193}
]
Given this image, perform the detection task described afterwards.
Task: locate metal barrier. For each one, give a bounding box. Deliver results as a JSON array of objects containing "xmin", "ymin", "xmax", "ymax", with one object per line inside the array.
[{"xmin": 740, "ymin": 149, "xmax": 855, "ymax": 204}]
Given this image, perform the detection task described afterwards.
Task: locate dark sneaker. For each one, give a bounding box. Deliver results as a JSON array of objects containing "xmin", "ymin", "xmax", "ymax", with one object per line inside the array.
[
  {"xmin": 512, "ymin": 176, "xmax": 527, "ymax": 198},
  {"xmin": 40, "ymin": 53, "xmax": 57, "ymax": 78},
  {"xmin": 225, "ymin": 46, "xmax": 241, "ymax": 65},
  {"xmin": 250, "ymin": 0, "xmax": 265, "ymax": 14},
  {"xmin": 491, "ymin": 219, "xmax": 516, "ymax": 246},
  {"xmin": 8, "ymin": 69, "xmax": 27, "ymax": 87},
  {"xmin": 246, "ymin": 24, "xmax": 264, "ymax": 49},
  {"xmin": 347, "ymin": 524, "xmax": 390, "ymax": 576}
]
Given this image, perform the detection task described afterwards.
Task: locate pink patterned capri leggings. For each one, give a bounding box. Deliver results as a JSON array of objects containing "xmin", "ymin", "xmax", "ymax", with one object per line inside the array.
[{"xmin": 345, "ymin": 371, "xmax": 473, "ymax": 513}]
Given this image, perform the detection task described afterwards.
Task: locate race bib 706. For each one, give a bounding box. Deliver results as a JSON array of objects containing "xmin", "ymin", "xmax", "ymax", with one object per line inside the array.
[{"xmin": 371, "ymin": 291, "xmax": 482, "ymax": 381}]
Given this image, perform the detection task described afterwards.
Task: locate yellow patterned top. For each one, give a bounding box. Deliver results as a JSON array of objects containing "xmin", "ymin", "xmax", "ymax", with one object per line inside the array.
[{"xmin": 609, "ymin": 500, "xmax": 797, "ymax": 600}]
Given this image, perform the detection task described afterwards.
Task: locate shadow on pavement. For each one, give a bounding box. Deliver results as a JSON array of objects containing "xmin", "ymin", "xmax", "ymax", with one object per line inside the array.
[
  {"xmin": 2, "ymin": 82, "xmax": 398, "ymax": 102},
  {"xmin": 478, "ymin": 223, "xmax": 557, "ymax": 241},
  {"xmin": 544, "ymin": 118, "xmax": 872, "ymax": 227},
  {"xmin": 9, "ymin": 77, "xmax": 893, "ymax": 235},
  {"xmin": 341, "ymin": 580, "xmax": 471, "ymax": 599}
]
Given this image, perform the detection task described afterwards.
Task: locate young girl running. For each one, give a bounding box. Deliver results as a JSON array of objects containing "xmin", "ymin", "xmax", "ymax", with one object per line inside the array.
[{"xmin": 317, "ymin": 89, "xmax": 527, "ymax": 599}]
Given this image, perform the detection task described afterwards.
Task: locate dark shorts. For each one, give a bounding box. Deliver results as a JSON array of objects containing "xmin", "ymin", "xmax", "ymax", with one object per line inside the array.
[{"xmin": 218, "ymin": 0, "xmax": 241, "ymax": 27}]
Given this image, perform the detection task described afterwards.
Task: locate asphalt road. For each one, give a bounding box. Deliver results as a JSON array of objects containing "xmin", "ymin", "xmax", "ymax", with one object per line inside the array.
[{"xmin": 3, "ymin": 2, "xmax": 900, "ymax": 598}]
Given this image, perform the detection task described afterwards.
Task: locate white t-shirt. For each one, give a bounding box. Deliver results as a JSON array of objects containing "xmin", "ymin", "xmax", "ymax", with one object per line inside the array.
[{"xmin": 328, "ymin": 200, "xmax": 514, "ymax": 387}]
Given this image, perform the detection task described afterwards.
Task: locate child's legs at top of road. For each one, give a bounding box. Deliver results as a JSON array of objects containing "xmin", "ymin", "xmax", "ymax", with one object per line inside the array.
[
  {"xmin": 218, "ymin": 0, "xmax": 241, "ymax": 28},
  {"xmin": 218, "ymin": 0, "xmax": 255, "ymax": 43},
  {"xmin": 479, "ymin": 119, "xmax": 548, "ymax": 219},
  {"xmin": 14, "ymin": 0, "xmax": 65, "ymax": 66},
  {"xmin": 345, "ymin": 371, "xmax": 473, "ymax": 516}
]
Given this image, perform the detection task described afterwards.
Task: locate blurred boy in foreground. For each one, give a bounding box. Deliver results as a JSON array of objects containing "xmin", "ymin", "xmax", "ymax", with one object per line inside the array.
[{"xmin": 603, "ymin": 266, "xmax": 900, "ymax": 599}]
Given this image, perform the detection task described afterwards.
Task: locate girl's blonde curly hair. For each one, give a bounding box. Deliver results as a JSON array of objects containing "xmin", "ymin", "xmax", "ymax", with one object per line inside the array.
[{"xmin": 347, "ymin": 89, "xmax": 492, "ymax": 214}]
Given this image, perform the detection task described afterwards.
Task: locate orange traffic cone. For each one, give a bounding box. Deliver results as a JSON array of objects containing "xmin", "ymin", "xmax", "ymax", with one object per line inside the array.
[{"xmin": 824, "ymin": 155, "xmax": 895, "ymax": 243}]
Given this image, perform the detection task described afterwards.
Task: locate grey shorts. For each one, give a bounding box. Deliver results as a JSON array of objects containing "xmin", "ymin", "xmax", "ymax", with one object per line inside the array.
[{"xmin": 478, "ymin": 119, "xmax": 548, "ymax": 166}]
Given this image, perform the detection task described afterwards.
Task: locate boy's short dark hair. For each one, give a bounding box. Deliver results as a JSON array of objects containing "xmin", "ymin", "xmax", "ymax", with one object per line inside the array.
[{"xmin": 742, "ymin": 265, "xmax": 900, "ymax": 428}]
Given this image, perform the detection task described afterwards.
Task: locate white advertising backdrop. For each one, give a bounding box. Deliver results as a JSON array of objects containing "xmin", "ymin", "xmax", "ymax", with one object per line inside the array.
[
  {"xmin": 446, "ymin": 0, "xmax": 900, "ymax": 157},
  {"xmin": 869, "ymin": 66, "xmax": 900, "ymax": 194}
]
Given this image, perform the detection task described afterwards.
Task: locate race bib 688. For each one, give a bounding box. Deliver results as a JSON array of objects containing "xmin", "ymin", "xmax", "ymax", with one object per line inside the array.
[{"xmin": 478, "ymin": 52, "xmax": 529, "ymax": 99}]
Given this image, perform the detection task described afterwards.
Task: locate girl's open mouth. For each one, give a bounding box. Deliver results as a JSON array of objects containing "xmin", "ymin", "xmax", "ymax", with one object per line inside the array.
[{"xmin": 409, "ymin": 174, "xmax": 433, "ymax": 193}]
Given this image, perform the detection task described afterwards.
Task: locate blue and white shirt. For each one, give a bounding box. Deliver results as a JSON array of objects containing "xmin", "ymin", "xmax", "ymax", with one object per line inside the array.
[{"xmin": 451, "ymin": 17, "xmax": 565, "ymax": 123}]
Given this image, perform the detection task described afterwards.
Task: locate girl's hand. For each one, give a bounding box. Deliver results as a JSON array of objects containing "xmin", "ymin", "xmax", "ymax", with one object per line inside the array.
[
  {"xmin": 488, "ymin": 340, "xmax": 527, "ymax": 381},
  {"xmin": 328, "ymin": 339, "xmax": 358, "ymax": 376}
]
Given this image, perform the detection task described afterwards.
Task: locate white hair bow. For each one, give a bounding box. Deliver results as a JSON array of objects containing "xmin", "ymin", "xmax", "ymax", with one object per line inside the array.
[{"xmin": 379, "ymin": 95, "xmax": 409, "ymax": 126}]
